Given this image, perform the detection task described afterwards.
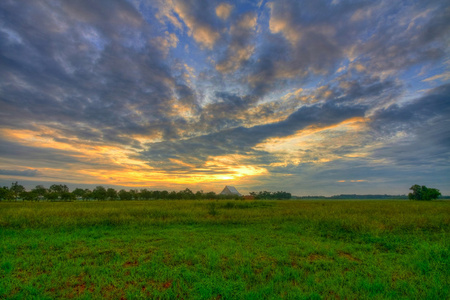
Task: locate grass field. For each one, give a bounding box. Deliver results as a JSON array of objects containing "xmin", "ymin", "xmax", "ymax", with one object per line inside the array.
[{"xmin": 0, "ymin": 200, "xmax": 449, "ymax": 299}]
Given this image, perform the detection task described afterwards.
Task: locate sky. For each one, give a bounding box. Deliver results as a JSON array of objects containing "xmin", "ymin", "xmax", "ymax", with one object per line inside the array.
[{"xmin": 0, "ymin": 0, "xmax": 449, "ymax": 196}]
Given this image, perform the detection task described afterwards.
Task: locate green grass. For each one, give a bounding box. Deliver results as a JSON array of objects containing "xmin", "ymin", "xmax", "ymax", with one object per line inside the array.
[{"xmin": 0, "ymin": 200, "xmax": 449, "ymax": 299}]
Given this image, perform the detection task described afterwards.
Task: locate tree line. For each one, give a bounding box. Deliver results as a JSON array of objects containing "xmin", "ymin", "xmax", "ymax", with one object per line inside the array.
[
  {"xmin": 0, "ymin": 182, "xmax": 292, "ymax": 202},
  {"xmin": 249, "ymin": 191, "xmax": 292, "ymax": 200},
  {"xmin": 0, "ymin": 183, "xmax": 239, "ymax": 201}
]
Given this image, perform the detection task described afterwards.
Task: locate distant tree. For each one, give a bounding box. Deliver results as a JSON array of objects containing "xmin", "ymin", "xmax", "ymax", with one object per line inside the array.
[
  {"xmin": 250, "ymin": 190, "xmax": 291, "ymax": 200},
  {"xmin": 160, "ymin": 190, "xmax": 169, "ymax": 199},
  {"xmin": 92, "ymin": 186, "xmax": 107, "ymax": 200},
  {"xmin": 118, "ymin": 189, "xmax": 132, "ymax": 200},
  {"xmin": 205, "ymin": 191, "xmax": 216, "ymax": 199},
  {"xmin": 60, "ymin": 192, "xmax": 75, "ymax": 201},
  {"xmin": 273, "ymin": 191, "xmax": 292, "ymax": 199},
  {"xmin": 424, "ymin": 187, "xmax": 441, "ymax": 200},
  {"xmin": 178, "ymin": 188, "xmax": 194, "ymax": 199},
  {"xmin": 10, "ymin": 182, "xmax": 25, "ymax": 201},
  {"xmin": 168, "ymin": 191, "xmax": 178, "ymax": 200},
  {"xmin": 129, "ymin": 189, "xmax": 138, "ymax": 200},
  {"xmin": 46, "ymin": 192, "xmax": 59, "ymax": 201},
  {"xmin": 32, "ymin": 185, "xmax": 47, "ymax": 198},
  {"xmin": 195, "ymin": 190, "xmax": 204, "ymax": 200},
  {"xmin": 49, "ymin": 184, "xmax": 69, "ymax": 194},
  {"xmin": 409, "ymin": 185, "xmax": 441, "ymax": 201},
  {"xmin": 21, "ymin": 191, "xmax": 37, "ymax": 201},
  {"xmin": 140, "ymin": 189, "xmax": 152, "ymax": 200},
  {"xmin": 47, "ymin": 184, "xmax": 70, "ymax": 201},
  {"xmin": 106, "ymin": 188, "xmax": 118, "ymax": 200},
  {"xmin": 84, "ymin": 189, "xmax": 93, "ymax": 200},
  {"xmin": 0, "ymin": 186, "xmax": 13, "ymax": 201},
  {"xmin": 72, "ymin": 188, "xmax": 87, "ymax": 200}
]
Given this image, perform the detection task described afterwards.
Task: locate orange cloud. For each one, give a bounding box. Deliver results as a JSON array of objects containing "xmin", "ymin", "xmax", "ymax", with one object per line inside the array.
[
  {"xmin": 216, "ymin": 3, "xmax": 233, "ymax": 20},
  {"xmin": 173, "ymin": 1, "xmax": 220, "ymax": 49},
  {"xmin": 0, "ymin": 126, "xmax": 269, "ymax": 188},
  {"xmin": 255, "ymin": 117, "xmax": 369, "ymax": 166}
]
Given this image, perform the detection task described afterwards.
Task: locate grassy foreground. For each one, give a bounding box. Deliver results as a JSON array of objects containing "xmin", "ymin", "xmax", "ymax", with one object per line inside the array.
[{"xmin": 0, "ymin": 200, "xmax": 449, "ymax": 299}]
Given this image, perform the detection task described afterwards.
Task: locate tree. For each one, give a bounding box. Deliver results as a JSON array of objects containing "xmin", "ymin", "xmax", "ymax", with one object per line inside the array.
[
  {"xmin": 129, "ymin": 189, "xmax": 138, "ymax": 200},
  {"xmin": 409, "ymin": 184, "xmax": 441, "ymax": 201},
  {"xmin": 10, "ymin": 182, "xmax": 25, "ymax": 201},
  {"xmin": 60, "ymin": 191, "xmax": 75, "ymax": 201},
  {"xmin": 72, "ymin": 188, "xmax": 87, "ymax": 200},
  {"xmin": 205, "ymin": 191, "xmax": 216, "ymax": 199},
  {"xmin": 48, "ymin": 184, "xmax": 70, "ymax": 201},
  {"xmin": 92, "ymin": 186, "xmax": 107, "ymax": 200},
  {"xmin": 140, "ymin": 189, "xmax": 152, "ymax": 200},
  {"xmin": 21, "ymin": 191, "xmax": 37, "ymax": 201},
  {"xmin": 0, "ymin": 186, "xmax": 14, "ymax": 201},
  {"xmin": 423, "ymin": 187, "xmax": 441, "ymax": 200},
  {"xmin": 175, "ymin": 188, "xmax": 194, "ymax": 199},
  {"xmin": 118, "ymin": 189, "xmax": 132, "ymax": 200},
  {"xmin": 106, "ymin": 188, "xmax": 118, "ymax": 200},
  {"xmin": 49, "ymin": 184, "xmax": 69, "ymax": 194},
  {"xmin": 32, "ymin": 185, "xmax": 47, "ymax": 201},
  {"xmin": 195, "ymin": 190, "xmax": 204, "ymax": 200}
]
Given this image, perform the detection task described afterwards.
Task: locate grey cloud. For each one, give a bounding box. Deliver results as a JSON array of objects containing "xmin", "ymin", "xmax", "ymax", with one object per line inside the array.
[
  {"xmin": 246, "ymin": 0, "xmax": 370, "ymax": 96},
  {"xmin": 371, "ymin": 84, "xmax": 450, "ymax": 131},
  {"xmin": 0, "ymin": 139, "xmax": 84, "ymax": 166},
  {"xmin": 171, "ymin": 0, "xmax": 222, "ymax": 49},
  {"xmin": 246, "ymin": 34, "xmax": 292, "ymax": 96},
  {"xmin": 355, "ymin": 2, "xmax": 450, "ymax": 73},
  {"xmin": 216, "ymin": 12, "xmax": 257, "ymax": 73},
  {"xmin": 196, "ymin": 92, "xmax": 258, "ymax": 132},
  {"xmin": 0, "ymin": 169, "xmax": 41, "ymax": 177},
  {"xmin": 0, "ymin": 0, "xmax": 183, "ymax": 144},
  {"xmin": 370, "ymin": 83, "xmax": 450, "ymax": 166},
  {"xmin": 247, "ymin": 0, "xmax": 448, "ymax": 98}
]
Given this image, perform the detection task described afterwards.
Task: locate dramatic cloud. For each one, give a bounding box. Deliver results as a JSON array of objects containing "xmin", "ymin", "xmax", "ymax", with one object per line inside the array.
[{"xmin": 0, "ymin": 0, "xmax": 449, "ymax": 195}]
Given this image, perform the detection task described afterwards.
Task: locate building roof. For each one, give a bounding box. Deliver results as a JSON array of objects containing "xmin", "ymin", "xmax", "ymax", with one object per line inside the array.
[{"xmin": 220, "ymin": 185, "xmax": 241, "ymax": 196}]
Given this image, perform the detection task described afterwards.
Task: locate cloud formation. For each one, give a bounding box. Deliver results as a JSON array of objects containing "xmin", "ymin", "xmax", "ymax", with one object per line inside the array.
[
  {"xmin": 0, "ymin": 0, "xmax": 449, "ymax": 195},
  {"xmin": 0, "ymin": 169, "xmax": 40, "ymax": 177}
]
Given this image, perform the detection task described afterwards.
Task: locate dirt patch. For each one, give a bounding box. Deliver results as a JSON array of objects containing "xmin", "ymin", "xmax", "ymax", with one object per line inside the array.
[
  {"xmin": 338, "ymin": 251, "xmax": 361, "ymax": 262},
  {"xmin": 328, "ymin": 290, "xmax": 341, "ymax": 299},
  {"xmin": 123, "ymin": 260, "xmax": 138, "ymax": 267},
  {"xmin": 162, "ymin": 280, "xmax": 172, "ymax": 289},
  {"xmin": 101, "ymin": 284, "xmax": 126, "ymax": 299},
  {"xmin": 72, "ymin": 283, "xmax": 86, "ymax": 295},
  {"xmin": 307, "ymin": 254, "xmax": 329, "ymax": 261}
]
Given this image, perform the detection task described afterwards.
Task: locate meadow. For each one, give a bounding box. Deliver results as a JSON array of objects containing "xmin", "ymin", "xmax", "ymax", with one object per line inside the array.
[{"xmin": 0, "ymin": 200, "xmax": 449, "ymax": 299}]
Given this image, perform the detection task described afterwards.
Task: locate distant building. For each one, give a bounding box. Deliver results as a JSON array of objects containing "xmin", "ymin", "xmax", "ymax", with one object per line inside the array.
[{"xmin": 220, "ymin": 186, "xmax": 241, "ymax": 196}]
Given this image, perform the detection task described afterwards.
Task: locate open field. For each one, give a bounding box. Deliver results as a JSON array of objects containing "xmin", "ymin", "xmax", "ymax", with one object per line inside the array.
[{"xmin": 1, "ymin": 200, "xmax": 449, "ymax": 299}]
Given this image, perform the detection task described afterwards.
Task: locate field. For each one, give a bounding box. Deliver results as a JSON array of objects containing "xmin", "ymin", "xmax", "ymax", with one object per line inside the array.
[{"xmin": 0, "ymin": 200, "xmax": 449, "ymax": 299}]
